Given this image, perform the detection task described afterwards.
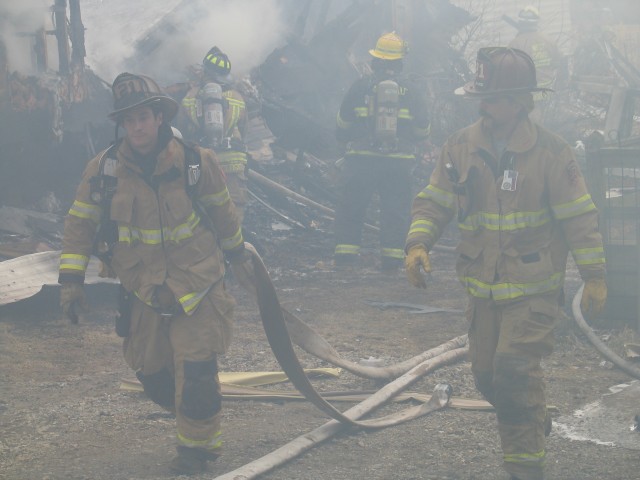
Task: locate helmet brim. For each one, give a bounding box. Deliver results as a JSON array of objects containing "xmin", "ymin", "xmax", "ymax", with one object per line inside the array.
[
  {"xmin": 369, "ymin": 49, "xmax": 404, "ymax": 60},
  {"xmin": 454, "ymin": 81, "xmax": 554, "ymax": 98},
  {"xmin": 108, "ymin": 96, "xmax": 179, "ymax": 122}
]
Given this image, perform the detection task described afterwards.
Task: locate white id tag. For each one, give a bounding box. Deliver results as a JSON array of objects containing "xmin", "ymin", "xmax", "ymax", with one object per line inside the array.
[{"xmin": 501, "ymin": 170, "xmax": 518, "ymax": 192}]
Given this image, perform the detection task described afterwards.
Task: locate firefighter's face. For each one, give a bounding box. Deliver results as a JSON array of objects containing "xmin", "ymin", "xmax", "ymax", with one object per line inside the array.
[
  {"xmin": 122, "ymin": 106, "xmax": 163, "ymax": 154},
  {"xmin": 479, "ymin": 95, "xmax": 522, "ymax": 129}
]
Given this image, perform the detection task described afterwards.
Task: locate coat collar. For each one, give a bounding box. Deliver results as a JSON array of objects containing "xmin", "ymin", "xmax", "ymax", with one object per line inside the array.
[
  {"xmin": 118, "ymin": 137, "xmax": 184, "ymax": 176},
  {"xmin": 467, "ymin": 116, "xmax": 538, "ymax": 156}
]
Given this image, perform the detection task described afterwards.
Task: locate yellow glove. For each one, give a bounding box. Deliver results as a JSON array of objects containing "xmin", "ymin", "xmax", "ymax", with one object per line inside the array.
[
  {"xmin": 59, "ymin": 283, "xmax": 87, "ymax": 323},
  {"xmin": 405, "ymin": 244, "xmax": 431, "ymax": 289},
  {"xmin": 580, "ymin": 278, "xmax": 608, "ymax": 315}
]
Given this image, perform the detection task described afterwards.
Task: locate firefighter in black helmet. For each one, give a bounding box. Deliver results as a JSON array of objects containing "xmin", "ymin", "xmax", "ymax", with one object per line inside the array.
[{"xmin": 333, "ymin": 32, "xmax": 430, "ymax": 272}]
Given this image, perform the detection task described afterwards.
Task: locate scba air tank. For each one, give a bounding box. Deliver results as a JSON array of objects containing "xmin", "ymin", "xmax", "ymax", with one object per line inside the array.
[
  {"xmin": 199, "ymin": 82, "xmax": 224, "ymax": 147},
  {"xmin": 373, "ymin": 79, "xmax": 400, "ymax": 143}
]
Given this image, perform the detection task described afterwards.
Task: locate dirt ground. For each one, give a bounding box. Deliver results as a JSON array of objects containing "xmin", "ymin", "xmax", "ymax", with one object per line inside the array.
[{"xmin": 1, "ymin": 210, "xmax": 639, "ymax": 480}]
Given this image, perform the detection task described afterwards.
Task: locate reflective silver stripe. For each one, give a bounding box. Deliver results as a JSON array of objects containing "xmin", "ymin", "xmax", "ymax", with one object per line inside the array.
[
  {"xmin": 220, "ymin": 227, "xmax": 243, "ymax": 250},
  {"xmin": 199, "ymin": 188, "xmax": 231, "ymax": 207},
  {"xmin": 118, "ymin": 226, "xmax": 162, "ymax": 245},
  {"xmin": 179, "ymin": 288, "xmax": 210, "ymax": 314},
  {"xmin": 459, "ymin": 209, "xmax": 551, "ymax": 232},
  {"xmin": 417, "ymin": 184, "xmax": 455, "ymax": 209},
  {"xmin": 573, "ymin": 246, "xmax": 606, "ymax": 265},
  {"xmin": 217, "ymin": 151, "xmax": 247, "ymax": 166},
  {"xmin": 461, "ymin": 273, "xmax": 564, "ymax": 300},
  {"xmin": 169, "ymin": 212, "xmax": 200, "ymax": 242},
  {"xmin": 60, "ymin": 253, "xmax": 89, "ymax": 272},
  {"xmin": 68, "ymin": 200, "xmax": 102, "ymax": 223},
  {"xmin": 335, "ymin": 244, "xmax": 360, "ymax": 255},
  {"xmin": 117, "ymin": 212, "xmax": 200, "ymax": 245},
  {"xmin": 552, "ymin": 194, "xmax": 596, "ymax": 220},
  {"xmin": 408, "ymin": 219, "xmax": 438, "ymax": 237},
  {"xmin": 381, "ymin": 247, "xmax": 404, "ymax": 259},
  {"xmin": 354, "ymin": 107, "xmax": 369, "ymax": 117}
]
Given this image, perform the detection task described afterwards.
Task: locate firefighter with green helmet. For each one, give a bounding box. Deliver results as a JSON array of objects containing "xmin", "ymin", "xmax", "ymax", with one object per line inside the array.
[
  {"xmin": 177, "ymin": 46, "xmax": 250, "ymax": 224},
  {"xmin": 405, "ymin": 47, "xmax": 607, "ymax": 480},
  {"xmin": 334, "ymin": 32, "xmax": 430, "ymax": 272}
]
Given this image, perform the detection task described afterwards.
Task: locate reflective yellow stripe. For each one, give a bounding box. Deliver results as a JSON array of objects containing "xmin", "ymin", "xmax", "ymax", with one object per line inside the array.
[
  {"xmin": 573, "ymin": 246, "xmax": 606, "ymax": 265},
  {"xmin": 60, "ymin": 253, "xmax": 89, "ymax": 272},
  {"xmin": 346, "ymin": 149, "xmax": 416, "ymax": 159},
  {"xmin": 222, "ymin": 91, "xmax": 244, "ymax": 137},
  {"xmin": 181, "ymin": 97, "xmax": 198, "ymax": 124},
  {"xmin": 398, "ymin": 108, "xmax": 413, "ymax": 120},
  {"xmin": 68, "ymin": 200, "xmax": 102, "ymax": 222},
  {"xmin": 504, "ymin": 450, "xmax": 545, "ymax": 466},
  {"xmin": 354, "ymin": 107, "xmax": 369, "ymax": 118},
  {"xmin": 417, "ymin": 184, "xmax": 455, "ymax": 209},
  {"xmin": 199, "ymin": 188, "xmax": 231, "ymax": 207},
  {"xmin": 459, "ymin": 209, "xmax": 551, "ymax": 232},
  {"xmin": 461, "ymin": 273, "xmax": 564, "ymax": 300},
  {"xmin": 408, "ymin": 219, "xmax": 438, "ymax": 237},
  {"xmin": 217, "ymin": 148, "xmax": 248, "ymax": 173},
  {"xmin": 178, "ymin": 289, "xmax": 209, "ymax": 314},
  {"xmin": 552, "ymin": 194, "xmax": 596, "ymax": 220},
  {"xmin": 381, "ymin": 248, "xmax": 404, "ymax": 259},
  {"xmin": 335, "ymin": 244, "xmax": 360, "ymax": 255},
  {"xmin": 117, "ymin": 212, "xmax": 200, "ymax": 245},
  {"xmin": 220, "ymin": 227, "xmax": 243, "ymax": 251},
  {"xmin": 177, "ymin": 430, "xmax": 222, "ymax": 451}
]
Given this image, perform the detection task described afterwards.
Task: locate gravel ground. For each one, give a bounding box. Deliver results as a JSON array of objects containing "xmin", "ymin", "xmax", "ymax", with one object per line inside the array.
[{"xmin": 1, "ymin": 218, "xmax": 639, "ymax": 480}]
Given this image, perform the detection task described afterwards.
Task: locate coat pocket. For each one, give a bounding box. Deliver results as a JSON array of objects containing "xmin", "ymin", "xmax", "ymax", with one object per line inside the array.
[{"xmin": 508, "ymin": 297, "xmax": 558, "ymax": 356}]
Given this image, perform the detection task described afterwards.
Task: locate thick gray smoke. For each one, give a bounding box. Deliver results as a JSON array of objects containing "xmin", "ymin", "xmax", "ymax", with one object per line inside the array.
[
  {"xmin": 0, "ymin": 0, "xmax": 52, "ymax": 74},
  {"xmin": 81, "ymin": 0, "xmax": 289, "ymax": 84}
]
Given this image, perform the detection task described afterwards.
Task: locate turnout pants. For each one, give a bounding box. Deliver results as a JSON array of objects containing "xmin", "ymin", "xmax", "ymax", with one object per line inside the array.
[
  {"xmin": 467, "ymin": 294, "xmax": 559, "ymax": 480},
  {"xmin": 123, "ymin": 281, "xmax": 236, "ymax": 454},
  {"xmin": 334, "ymin": 155, "xmax": 413, "ymax": 266}
]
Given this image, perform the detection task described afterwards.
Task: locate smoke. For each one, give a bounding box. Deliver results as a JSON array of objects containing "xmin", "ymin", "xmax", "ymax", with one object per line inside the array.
[
  {"xmin": 82, "ymin": 0, "xmax": 289, "ymax": 85},
  {"xmin": 0, "ymin": 0, "xmax": 51, "ymax": 74}
]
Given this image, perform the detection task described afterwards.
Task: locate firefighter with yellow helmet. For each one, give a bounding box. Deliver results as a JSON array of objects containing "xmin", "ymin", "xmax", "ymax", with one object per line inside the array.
[
  {"xmin": 334, "ymin": 32, "xmax": 430, "ymax": 271},
  {"xmin": 176, "ymin": 46, "xmax": 250, "ymax": 224},
  {"xmin": 405, "ymin": 47, "xmax": 607, "ymax": 480}
]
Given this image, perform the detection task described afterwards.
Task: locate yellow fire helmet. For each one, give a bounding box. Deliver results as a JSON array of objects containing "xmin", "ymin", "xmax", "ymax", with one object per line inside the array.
[{"xmin": 369, "ymin": 32, "xmax": 408, "ymax": 60}]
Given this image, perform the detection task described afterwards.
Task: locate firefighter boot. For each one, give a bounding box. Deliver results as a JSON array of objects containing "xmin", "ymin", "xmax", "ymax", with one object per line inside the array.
[{"xmin": 169, "ymin": 446, "xmax": 219, "ymax": 475}]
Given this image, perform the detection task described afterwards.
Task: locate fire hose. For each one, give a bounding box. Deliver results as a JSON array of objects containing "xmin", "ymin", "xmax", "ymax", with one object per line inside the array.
[
  {"xmin": 247, "ymin": 242, "xmax": 462, "ymax": 428},
  {"xmin": 572, "ymin": 283, "xmax": 640, "ymax": 380}
]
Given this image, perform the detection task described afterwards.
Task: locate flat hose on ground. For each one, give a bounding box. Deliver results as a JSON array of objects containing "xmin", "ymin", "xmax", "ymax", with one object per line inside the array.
[
  {"xmin": 572, "ymin": 283, "xmax": 640, "ymax": 380},
  {"xmin": 249, "ymin": 244, "xmax": 464, "ymax": 428}
]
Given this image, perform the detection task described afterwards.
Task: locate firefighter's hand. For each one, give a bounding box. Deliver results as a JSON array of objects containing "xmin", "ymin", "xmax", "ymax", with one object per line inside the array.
[
  {"xmin": 405, "ymin": 244, "xmax": 431, "ymax": 289},
  {"xmin": 228, "ymin": 243, "xmax": 258, "ymax": 296},
  {"xmin": 60, "ymin": 283, "xmax": 87, "ymax": 324},
  {"xmin": 580, "ymin": 278, "xmax": 608, "ymax": 316}
]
